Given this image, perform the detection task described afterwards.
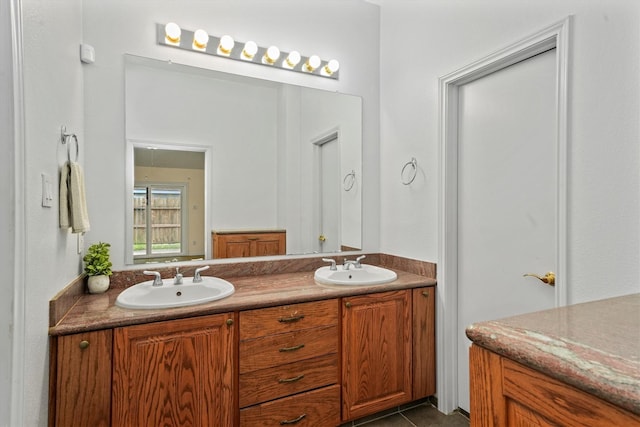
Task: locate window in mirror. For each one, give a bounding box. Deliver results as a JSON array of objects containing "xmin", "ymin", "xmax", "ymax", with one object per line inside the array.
[{"xmin": 134, "ymin": 185, "xmax": 187, "ymax": 259}]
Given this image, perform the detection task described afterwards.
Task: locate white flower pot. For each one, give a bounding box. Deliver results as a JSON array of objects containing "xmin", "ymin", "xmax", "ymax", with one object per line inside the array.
[{"xmin": 87, "ymin": 275, "xmax": 110, "ymax": 294}]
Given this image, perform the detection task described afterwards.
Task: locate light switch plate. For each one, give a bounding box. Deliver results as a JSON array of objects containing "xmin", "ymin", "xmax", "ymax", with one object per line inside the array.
[{"xmin": 41, "ymin": 173, "xmax": 53, "ymax": 208}]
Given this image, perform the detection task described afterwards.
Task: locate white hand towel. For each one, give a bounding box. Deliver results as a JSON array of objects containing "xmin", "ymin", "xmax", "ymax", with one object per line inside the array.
[
  {"xmin": 59, "ymin": 161, "xmax": 90, "ymax": 233},
  {"xmin": 59, "ymin": 162, "xmax": 71, "ymax": 229}
]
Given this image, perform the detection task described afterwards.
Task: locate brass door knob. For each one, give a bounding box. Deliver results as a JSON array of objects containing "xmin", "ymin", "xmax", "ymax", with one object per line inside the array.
[
  {"xmin": 318, "ymin": 234, "xmax": 326, "ymax": 242},
  {"xmin": 523, "ymin": 271, "xmax": 555, "ymax": 286},
  {"xmin": 79, "ymin": 340, "xmax": 89, "ymax": 350}
]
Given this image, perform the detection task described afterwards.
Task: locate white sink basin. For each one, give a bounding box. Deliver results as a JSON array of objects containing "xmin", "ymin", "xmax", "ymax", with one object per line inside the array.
[
  {"xmin": 115, "ymin": 276, "xmax": 235, "ymax": 309},
  {"xmin": 314, "ymin": 264, "xmax": 398, "ymax": 286}
]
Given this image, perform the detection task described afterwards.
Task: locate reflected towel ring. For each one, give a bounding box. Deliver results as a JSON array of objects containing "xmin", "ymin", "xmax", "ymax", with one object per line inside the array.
[
  {"xmin": 343, "ymin": 170, "xmax": 356, "ymax": 191},
  {"xmin": 401, "ymin": 157, "xmax": 417, "ymax": 185},
  {"xmin": 60, "ymin": 125, "xmax": 79, "ymax": 162}
]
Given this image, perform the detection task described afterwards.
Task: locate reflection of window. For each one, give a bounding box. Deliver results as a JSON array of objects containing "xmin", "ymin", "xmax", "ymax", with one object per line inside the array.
[{"xmin": 133, "ymin": 184, "xmax": 187, "ymax": 258}]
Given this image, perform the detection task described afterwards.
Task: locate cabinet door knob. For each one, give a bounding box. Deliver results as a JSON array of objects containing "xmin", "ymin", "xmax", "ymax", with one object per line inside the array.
[
  {"xmin": 345, "ymin": 302, "xmax": 351, "ymax": 308},
  {"xmin": 79, "ymin": 340, "xmax": 89, "ymax": 350},
  {"xmin": 226, "ymin": 319, "xmax": 234, "ymax": 326},
  {"xmin": 422, "ymin": 290, "xmax": 429, "ymax": 297}
]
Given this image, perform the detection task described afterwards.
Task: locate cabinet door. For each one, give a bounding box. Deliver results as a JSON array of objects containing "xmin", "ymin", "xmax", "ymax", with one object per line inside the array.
[
  {"xmin": 52, "ymin": 330, "xmax": 112, "ymax": 427},
  {"xmin": 112, "ymin": 314, "xmax": 236, "ymax": 427},
  {"xmin": 413, "ymin": 287, "xmax": 436, "ymax": 399},
  {"xmin": 342, "ymin": 290, "xmax": 412, "ymax": 421}
]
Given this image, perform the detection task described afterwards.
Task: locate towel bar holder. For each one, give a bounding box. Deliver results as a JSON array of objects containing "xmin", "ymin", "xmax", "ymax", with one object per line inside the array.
[
  {"xmin": 60, "ymin": 125, "xmax": 79, "ymax": 162},
  {"xmin": 401, "ymin": 157, "xmax": 418, "ymax": 185}
]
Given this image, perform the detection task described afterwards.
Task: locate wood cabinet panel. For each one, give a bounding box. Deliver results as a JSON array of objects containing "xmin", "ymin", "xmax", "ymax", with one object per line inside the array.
[
  {"xmin": 240, "ymin": 384, "xmax": 341, "ymax": 427},
  {"xmin": 470, "ymin": 344, "xmax": 640, "ymax": 427},
  {"xmin": 341, "ymin": 290, "xmax": 412, "ymax": 421},
  {"xmin": 240, "ymin": 325, "xmax": 338, "ymax": 373},
  {"xmin": 239, "ymin": 353, "xmax": 339, "ymax": 408},
  {"xmin": 240, "ymin": 299, "xmax": 338, "ymax": 340},
  {"xmin": 112, "ymin": 314, "xmax": 236, "ymax": 427},
  {"xmin": 52, "ymin": 330, "xmax": 112, "ymax": 427},
  {"xmin": 212, "ymin": 230, "xmax": 286, "ymax": 259},
  {"xmin": 412, "ymin": 287, "xmax": 436, "ymax": 399}
]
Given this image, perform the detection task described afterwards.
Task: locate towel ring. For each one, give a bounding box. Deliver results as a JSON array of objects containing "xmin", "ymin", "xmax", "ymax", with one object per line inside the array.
[
  {"xmin": 60, "ymin": 125, "xmax": 79, "ymax": 162},
  {"xmin": 343, "ymin": 170, "xmax": 356, "ymax": 191},
  {"xmin": 401, "ymin": 157, "xmax": 417, "ymax": 185}
]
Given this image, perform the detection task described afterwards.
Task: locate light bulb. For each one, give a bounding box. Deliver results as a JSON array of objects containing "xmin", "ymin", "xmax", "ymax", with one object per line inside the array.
[
  {"xmin": 263, "ymin": 46, "xmax": 280, "ymax": 65},
  {"xmin": 284, "ymin": 51, "xmax": 301, "ymax": 69},
  {"xmin": 324, "ymin": 59, "xmax": 340, "ymax": 75},
  {"xmin": 304, "ymin": 55, "xmax": 321, "ymax": 72},
  {"xmin": 164, "ymin": 22, "xmax": 181, "ymax": 45},
  {"xmin": 218, "ymin": 35, "xmax": 235, "ymax": 55},
  {"xmin": 242, "ymin": 41, "xmax": 258, "ymax": 60},
  {"xmin": 192, "ymin": 29, "xmax": 208, "ymax": 50}
]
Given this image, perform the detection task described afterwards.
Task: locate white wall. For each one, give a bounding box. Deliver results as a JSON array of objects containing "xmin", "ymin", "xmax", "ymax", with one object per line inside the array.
[
  {"xmin": 82, "ymin": 0, "xmax": 381, "ymax": 270},
  {"xmin": 20, "ymin": 0, "xmax": 85, "ymax": 425},
  {"xmin": 377, "ymin": 0, "xmax": 640, "ymax": 304},
  {"xmin": 1, "ymin": 2, "xmax": 15, "ymax": 425}
]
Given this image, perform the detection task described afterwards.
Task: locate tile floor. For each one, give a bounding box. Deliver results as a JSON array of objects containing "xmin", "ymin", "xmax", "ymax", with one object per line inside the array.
[{"xmin": 341, "ymin": 400, "xmax": 470, "ymax": 427}]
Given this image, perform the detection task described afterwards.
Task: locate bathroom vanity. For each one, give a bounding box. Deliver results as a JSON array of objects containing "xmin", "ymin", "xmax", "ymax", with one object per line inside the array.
[
  {"xmin": 48, "ymin": 254, "xmax": 436, "ymax": 426},
  {"xmin": 466, "ymin": 294, "xmax": 640, "ymax": 426}
]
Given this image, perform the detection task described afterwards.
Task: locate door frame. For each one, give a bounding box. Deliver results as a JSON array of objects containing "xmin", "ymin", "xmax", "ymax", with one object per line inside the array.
[{"xmin": 436, "ymin": 17, "xmax": 571, "ymax": 414}]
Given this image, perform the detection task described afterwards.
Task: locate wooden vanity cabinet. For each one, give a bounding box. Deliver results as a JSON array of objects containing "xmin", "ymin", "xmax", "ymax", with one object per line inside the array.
[
  {"xmin": 212, "ymin": 230, "xmax": 286, "ymax": 259},
  {"xmin": 112, "ymin": 313, "xmax": 237, "ymax": 427},
  {"xmin": 469, "ymin": 344, "xmax": 640, "ymax": 426},
  {"xmin": 238, "ymin": 299, "xmax": 340, "ymax": 426},
  {"xmin": 341, "ymin": 289, "xmax": 413, "ymax": 421},
  {"xmin": 413, "ymin": 287, "xmax": 436, "ymax": 399},
  {"xmin": 50, "ymin": 329, "xmax": 112, "ymax": 427}
]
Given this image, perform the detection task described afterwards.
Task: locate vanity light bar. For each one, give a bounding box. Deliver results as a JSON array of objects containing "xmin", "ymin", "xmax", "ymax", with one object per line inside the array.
[{"xmin": 156, "ymin": 23, "xmax": 340, "ymax": 80}]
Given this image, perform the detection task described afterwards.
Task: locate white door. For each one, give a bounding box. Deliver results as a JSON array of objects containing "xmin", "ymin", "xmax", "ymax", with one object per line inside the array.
[
  {"xmin": 456, "ymin": 49, "xmax": 558, "ymax": 412},
  {"xmin": 318, "ymin": 136, "xmax": 341, "ymax": 252}
]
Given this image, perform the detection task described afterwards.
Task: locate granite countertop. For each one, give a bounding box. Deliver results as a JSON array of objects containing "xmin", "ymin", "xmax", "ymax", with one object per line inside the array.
[
  {"xmin": 466, "ymin": 293, "xmax": 640, "ymax": 415},
  {"xmin": 50, "ymin": 268, "xmax": 435, "ymax": 336}
]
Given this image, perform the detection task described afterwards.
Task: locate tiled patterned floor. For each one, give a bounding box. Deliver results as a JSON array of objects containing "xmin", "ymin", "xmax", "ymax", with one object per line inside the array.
[{"xmin": 342, "ymin": 401, "xmax": 470, "ymax": 427}]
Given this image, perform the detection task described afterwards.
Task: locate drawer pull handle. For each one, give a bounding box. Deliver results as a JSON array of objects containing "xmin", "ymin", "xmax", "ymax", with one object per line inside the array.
[
  {"xmin": 280, "ymin": 414, "xmax": 306, "ymax": 425},
  {"xmin": 278, "ymin": 314, "xmax": 305, "ymax": 323},
  {"xmin": 278, "ymin": 374, "xmax": 305, "ymax": 384},
  {"xmin": 279, "ymin": 344, "xmax": 305, "ymax": 352}
]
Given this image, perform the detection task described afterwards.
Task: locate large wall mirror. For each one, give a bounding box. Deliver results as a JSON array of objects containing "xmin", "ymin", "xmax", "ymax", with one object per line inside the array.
[{"xmin": 124, "ymin": 55, "xmax": 362, "ymax": 265}]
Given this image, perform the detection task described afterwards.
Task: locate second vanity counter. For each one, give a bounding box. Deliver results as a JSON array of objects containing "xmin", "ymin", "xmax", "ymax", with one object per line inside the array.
[{"xmin": 49, "ymin": 254, "xmax": 436, "ymax": 336}]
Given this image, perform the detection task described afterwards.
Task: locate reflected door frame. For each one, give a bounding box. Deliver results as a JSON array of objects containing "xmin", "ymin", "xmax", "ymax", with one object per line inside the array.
[
  {"xmin": 436, "ymin": 17, "xmax": 570, "ymax": 414},
  {"xmin": 125, "ymin": 139, "xmax": 212, "ymax": 264}
]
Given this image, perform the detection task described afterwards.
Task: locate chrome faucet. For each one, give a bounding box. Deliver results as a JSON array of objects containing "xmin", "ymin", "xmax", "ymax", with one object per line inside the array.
[
  {"xmin": 322, "ymin": 258, "xmax": 337, "ymax": 271},
  {"xmin": 174, "ymin": 267, "xmax": 183, "ymax": 285},
  {"xmin": 143, "ymin": 270, "xmax": 163, "ymax": 287},
  {"xmin": 344, "ymin": 255, "xmax": 366, "ymax": 270},
  {"xmin": 193, "ymin": 265, "xmax": 210, "ymax": 283}
]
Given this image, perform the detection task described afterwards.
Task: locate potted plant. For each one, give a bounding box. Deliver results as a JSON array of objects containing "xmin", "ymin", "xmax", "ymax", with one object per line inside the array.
[{"xmin": 83, "ymin": 241, "xmax": 113, "ymax": 294}]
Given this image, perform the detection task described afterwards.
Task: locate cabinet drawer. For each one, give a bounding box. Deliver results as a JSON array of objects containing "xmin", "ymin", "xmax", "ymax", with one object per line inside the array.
[
  {"xmin": 239, "ymin": 353, "xmax": 338, "ymax": 407},
  {"xmin": 240, "ymin": 299, "xmax": 338, "ymax": 340},
  {"xmin": 240, "ymin": 325, "xmax": 338, "ymax": 373},
  {"xmin": 240, "ymin": 384, "xmax": 340, "ymax": 427}
]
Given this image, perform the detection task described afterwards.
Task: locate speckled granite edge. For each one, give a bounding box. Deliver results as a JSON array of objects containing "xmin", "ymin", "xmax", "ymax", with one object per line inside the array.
[
  {"xmin": 466, "ymin": 295, "xmax": 640, "ymax": 415},
  {"xmin": 50, "ymin": 253, "xmax": 436, "ymax": 330}
]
